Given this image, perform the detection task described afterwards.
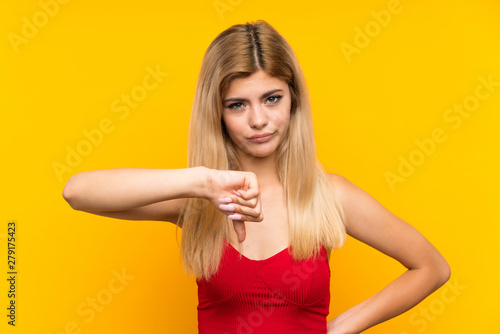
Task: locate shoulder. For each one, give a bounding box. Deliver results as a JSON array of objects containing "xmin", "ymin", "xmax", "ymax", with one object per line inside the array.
[
  {"xmin": 326, "ymin": 172, "xmax": 378, "ymax": 206},
  {"xmin": 325, "ymin": 176, "xmax": 450, "ymax": 282},
  {"xmin": 326, "ymin": 172, "xmax": 407, "ymax": 240},
  {"xmin": 325, "ymin": 172, "xmax": 378, "ymax": 229},
  {"xmin": 326, "ymin": 172, "xmax": 352, "ymax": 205},
  {"xmin": 326, "ymin": 172, "xmax": 347, "ymax": 185}
]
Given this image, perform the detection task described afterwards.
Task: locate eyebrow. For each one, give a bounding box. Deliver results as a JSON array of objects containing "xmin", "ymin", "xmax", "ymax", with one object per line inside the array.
[{"xmin": 222, "ymin": 89, "xmax": 284, "ymax": 104}]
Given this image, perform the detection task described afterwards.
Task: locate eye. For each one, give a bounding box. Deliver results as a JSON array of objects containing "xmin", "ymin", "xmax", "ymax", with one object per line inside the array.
[
  {"xmin": 227, "ymin": 102, "xmax": 244, "ymax": 110},
  {"xmin": 226, "ymin": 95, "xmax": 282, "ymax": 110},
  {"xmin": 267, "ymin": 95, "xmax": 282, "ymax": 104}
]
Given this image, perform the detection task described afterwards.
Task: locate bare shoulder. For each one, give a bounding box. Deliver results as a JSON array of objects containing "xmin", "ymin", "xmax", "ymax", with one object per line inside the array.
[
  {"xmin": 327, "ymin": 172, "xmax": 375, "ymax": 202},
  {"xmin": 326, "ymin": 172, "xmax": 351, "ymax": 204},
  {"xmin": 326, "ymin": 174, "xmax": 450, "ymax": 280},
  {"xmin": 326, "ymin": 172, "xmax": 387, "ymax": 231}
]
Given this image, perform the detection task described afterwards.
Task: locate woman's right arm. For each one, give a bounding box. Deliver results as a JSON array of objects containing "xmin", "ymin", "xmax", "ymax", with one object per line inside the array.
[
  {"xmin": 62, "ymin": 166, "xmax": 209, "ymax": 225},
  {"xmin": 62, "ymin": 166, "xmax": 263, "ymax": 241}
]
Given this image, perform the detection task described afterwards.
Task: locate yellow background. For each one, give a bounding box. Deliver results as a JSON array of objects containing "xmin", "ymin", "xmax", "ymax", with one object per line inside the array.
[{"xmin": 1, "ymin": 0, "xmax": 499, "ymax": 333}]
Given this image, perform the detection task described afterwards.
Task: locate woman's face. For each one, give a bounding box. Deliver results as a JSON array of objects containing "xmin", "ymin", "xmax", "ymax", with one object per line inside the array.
[{"xmin": 222, "ymin": 70, "xmax": 291, "ymax": 161}]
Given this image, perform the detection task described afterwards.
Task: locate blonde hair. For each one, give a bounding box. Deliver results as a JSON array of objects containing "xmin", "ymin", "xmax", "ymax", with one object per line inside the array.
[{"xmin": 176, "ymin": 20, "xmax": 346, "ymax": 280}]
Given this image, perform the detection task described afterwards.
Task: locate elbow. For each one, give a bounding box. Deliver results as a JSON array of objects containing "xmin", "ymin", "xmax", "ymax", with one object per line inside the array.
[
  {"xmin": 62, "ymin": 175, "xmax": 82, "ymax": 210},
  {"xmin": 431, "ymin": 254, "xmax": 451, "ymax": 289},
  {"xmin": 438, "ymin": 259, "xmax": 451, "ymax": 286},
  {"xmin": 415, "ymin": 251, "xmax": 451, "ymax": 291}
]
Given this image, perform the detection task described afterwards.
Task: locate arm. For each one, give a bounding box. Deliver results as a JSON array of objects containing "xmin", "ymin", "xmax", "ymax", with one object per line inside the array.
[
  {"xmin": 327, "ymin": 174, "xmax": 451, "ymax": 334},
  {"xmin": 62, "ymin": 167, "xmax": 209, "ymax": 224},
  {"xmin": 62, "ymin": 166, "xmax": 263, "ymax": 239}
]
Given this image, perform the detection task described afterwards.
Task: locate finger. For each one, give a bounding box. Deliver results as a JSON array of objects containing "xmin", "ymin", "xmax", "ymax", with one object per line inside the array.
[
  {"xmin": 218, "ymin": 197, "xmax": 233, "ymax": 204},
  {"xmin": 228, "ymin": 211, "xmax": 263, "ymax": 223},
  {"xmin": 219, "ymin": 195, "xmax": 258, "ymax": 213},
  {"xmin": 228, "ymin": 194, "xmax": 259, "ymax": 209},
  {"xmin": 236, "ymin": 187, "xmax": 259, "ymax": 200},
  {"xmin": 219, "ymin": 204, "xmax": 236, "ymax": 213},
  {"xmin": 243, "ymin": 174, "xmax": 260, "ymax": 198},
  {"xmin": 233, "ymin": 220, "xmax": 246, "ymax": 243}
]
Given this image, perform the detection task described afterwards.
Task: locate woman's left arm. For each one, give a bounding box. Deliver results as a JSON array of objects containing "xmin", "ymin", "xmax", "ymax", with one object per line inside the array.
[{"xmin": 327, "ymin": 174, "xmax": 451, "ymax": 334}]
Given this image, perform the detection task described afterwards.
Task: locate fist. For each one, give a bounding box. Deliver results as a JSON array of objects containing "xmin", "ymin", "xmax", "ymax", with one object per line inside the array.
[{"xmin": 205, "ymin": 169, "xmax": 263, "ymax": 242}]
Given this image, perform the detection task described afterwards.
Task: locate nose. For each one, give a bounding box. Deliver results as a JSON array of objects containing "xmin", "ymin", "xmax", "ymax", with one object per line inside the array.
[{"xmin": 248, "ymin": 104, "xmax": 269, "ymax": 129}]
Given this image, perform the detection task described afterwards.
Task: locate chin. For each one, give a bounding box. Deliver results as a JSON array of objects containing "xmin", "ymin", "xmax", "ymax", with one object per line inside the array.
[
  {"xmin": 235, "ymin": 141, "xmax": 281, "ymax": 160},
  {"xmin": 248, "ymin": 148, "xmax": 277, "ymax": 158}
]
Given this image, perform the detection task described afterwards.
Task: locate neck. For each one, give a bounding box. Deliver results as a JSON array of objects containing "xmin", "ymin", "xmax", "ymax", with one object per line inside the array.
[{"xmin": 237, "ymin": 152, "xmax": 281, "ymax": 191}]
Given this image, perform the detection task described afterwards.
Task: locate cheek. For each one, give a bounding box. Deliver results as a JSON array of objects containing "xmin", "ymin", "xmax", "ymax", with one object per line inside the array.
[
  {"xmin": 275, "ymin": 111, "xmax": 290, "ymax": 128},
  {"xmin": 222, "ymin": 117, "xmax": 242, "ymax": 138}
]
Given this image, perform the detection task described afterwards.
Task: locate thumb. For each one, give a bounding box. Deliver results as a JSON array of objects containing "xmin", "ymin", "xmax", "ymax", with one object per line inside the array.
[{"xmin": 233, "ymin": 220, "xmax": 246, "ymax": 243}]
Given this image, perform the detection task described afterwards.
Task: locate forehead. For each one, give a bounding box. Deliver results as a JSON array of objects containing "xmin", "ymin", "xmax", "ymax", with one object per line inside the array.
[{"xmin": 224, "ymin": 71, "xmax": 288, "ymax": 97}]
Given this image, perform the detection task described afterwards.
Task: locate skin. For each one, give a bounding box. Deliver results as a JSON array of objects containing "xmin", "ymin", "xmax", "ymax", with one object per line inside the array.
[
  {"xmin": 218, "ymin": 70, "xmax": 451, "ymax": 333},
  {"xmin": 220, "ymin": 70, "xmax": 291, "ymax": 255},
  {"xmin": 63, "ymin": 69, "xmax": 450, "ymax": 333}
]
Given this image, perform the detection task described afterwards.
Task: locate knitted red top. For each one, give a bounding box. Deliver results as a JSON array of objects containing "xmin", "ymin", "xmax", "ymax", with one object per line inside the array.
[{"xmin": 196, "ymin": 238, "xmax": 331, "ymax": 333}]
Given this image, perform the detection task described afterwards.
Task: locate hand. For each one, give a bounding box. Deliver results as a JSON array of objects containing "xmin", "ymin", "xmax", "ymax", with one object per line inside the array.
[{"xmin": 204, "ymin": 169, "xmax": 263, "ymax": 242}]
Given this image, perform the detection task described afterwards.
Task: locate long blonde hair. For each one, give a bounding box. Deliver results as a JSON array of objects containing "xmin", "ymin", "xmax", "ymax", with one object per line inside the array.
[{"xmin": 176, "ymin": 20, "xmax": 346, "ymax": 280}]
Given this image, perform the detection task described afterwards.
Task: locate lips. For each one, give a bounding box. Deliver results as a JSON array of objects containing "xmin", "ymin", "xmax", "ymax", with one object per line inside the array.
[
  {"xmin": 249, "ymin": 132, "xmax": 274, "ymax": 139},
  {"xmin": 248, "ymin": 132, "xmax": 275, "ymax": 143}
]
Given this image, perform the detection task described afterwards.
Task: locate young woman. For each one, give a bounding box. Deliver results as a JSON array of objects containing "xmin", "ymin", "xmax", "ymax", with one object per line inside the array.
[{"xmin": 62, "ymin": 20, "xmax": 450, "ymax": 333}]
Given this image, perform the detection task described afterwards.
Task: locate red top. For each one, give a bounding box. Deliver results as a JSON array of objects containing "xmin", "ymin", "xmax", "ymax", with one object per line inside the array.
[{"xmin": 196, "ymin": 238, "xmax": 331, "ymax": 333}]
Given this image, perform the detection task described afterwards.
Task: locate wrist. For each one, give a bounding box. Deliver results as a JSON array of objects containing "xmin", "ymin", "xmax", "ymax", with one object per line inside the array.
[{"xmin": 194, "ymin": 166, "xmax": 211, "ymax": 200}]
